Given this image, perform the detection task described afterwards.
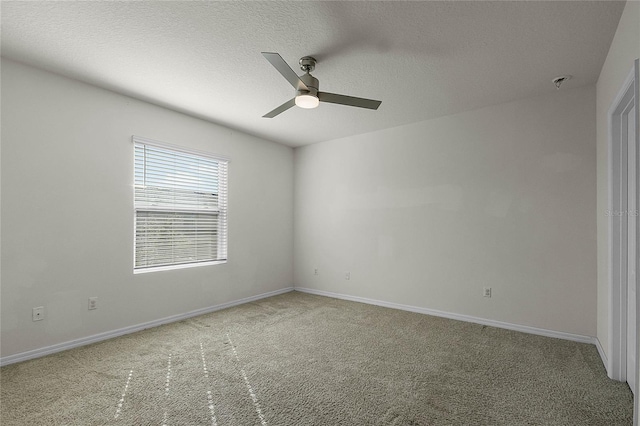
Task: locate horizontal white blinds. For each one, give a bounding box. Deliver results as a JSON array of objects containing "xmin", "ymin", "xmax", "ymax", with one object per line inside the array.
[{"xmin": 134, "ymin": 139, "xmax": 228, "ymax": 270}]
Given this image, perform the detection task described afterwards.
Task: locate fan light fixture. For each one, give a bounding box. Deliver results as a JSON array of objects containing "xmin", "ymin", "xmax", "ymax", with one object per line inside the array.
[{"xmin": 295, "ymin": 93, "xmax": 319, "ymax": 109}]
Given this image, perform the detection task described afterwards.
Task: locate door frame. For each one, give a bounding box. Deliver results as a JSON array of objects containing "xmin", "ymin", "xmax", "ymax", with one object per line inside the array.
[{"xmin": 608, "ymin": 58, "xmax": 639, "ymax": 423}]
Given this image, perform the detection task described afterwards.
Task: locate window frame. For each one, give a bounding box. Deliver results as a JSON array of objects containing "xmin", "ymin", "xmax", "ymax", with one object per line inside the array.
[{"xmin": 132, "ymin": 136, "xmax": 229, "ymax": 274}]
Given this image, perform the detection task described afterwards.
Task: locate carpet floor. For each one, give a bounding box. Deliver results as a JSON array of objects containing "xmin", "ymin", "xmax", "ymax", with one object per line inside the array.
[{"xmin": 0, "ymin": 291, "xmax": 633, "ymax": 425}]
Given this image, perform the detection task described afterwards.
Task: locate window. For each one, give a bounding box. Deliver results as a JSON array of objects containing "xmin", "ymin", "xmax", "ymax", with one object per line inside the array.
[{"xmin": 133, "ymin": 136, "xmax": 228, "ymax": 272}]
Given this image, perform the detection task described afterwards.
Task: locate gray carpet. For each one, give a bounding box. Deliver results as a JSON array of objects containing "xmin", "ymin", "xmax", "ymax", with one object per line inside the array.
[{"xmin": 0, "ymin": 291, "xmax": 633, "ymax": 425}]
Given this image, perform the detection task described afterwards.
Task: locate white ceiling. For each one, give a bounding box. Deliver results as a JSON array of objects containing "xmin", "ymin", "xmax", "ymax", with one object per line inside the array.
[{"xmin": 1, "ymin": 1, "xmax": 625, "ymax": 147}]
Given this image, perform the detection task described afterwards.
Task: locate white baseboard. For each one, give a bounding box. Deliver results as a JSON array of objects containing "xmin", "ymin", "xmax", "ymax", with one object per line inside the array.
[
  {"xmin": 0, "ymin": 287, "xmax": 294, "ymax": 367},
  {"xmin": 3, "ymin": 286, "xmax": 605, "ymax": 368},
  {"xmin": 295, "ymin": 287, "xmax": 595, "ymax": 344},
  {"xmin": 593, "ymin": 336, "xmax": 609, "ymax": 373}
]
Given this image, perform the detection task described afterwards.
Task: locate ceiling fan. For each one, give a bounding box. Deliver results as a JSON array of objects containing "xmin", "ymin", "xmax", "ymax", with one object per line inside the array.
[{"xmin": 261, "ymin": 52, "xmax": 382, "ymax": 118}]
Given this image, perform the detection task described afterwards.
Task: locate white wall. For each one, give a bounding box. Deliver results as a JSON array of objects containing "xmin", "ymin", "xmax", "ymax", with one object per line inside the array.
[
  {"xmin": 294, "ymin": 85, "xmax": 597, "ymax": 337},
  {"xmin": 0, "ymin": 59, "xmax": 294, "ymax": 358},
  {"xmin": 596, "ymin": 0, "xmax": 640, "ymax": 361}
]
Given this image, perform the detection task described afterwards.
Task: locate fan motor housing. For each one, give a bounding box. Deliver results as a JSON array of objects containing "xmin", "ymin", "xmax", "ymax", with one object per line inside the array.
[{"xmin": 299, "ymin": 73, "xmax": 319, "ymax": 96}]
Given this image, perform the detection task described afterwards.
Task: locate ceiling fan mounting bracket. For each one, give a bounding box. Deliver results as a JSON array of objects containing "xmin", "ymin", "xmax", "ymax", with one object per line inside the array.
[{"xmin": 299, "ymin": 56, "xmax": 317, "ymax": 73}]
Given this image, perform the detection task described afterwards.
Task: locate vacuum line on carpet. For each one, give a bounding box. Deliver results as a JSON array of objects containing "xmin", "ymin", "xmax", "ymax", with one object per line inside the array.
[
  {"xmin": 226, "ymin": 333, "xmax": 268, "ymax": 426},
  {"xmin": 114, "ymin": 369, "xmax": 133, "ymax": 420},
  {"xmin": 200, "ymin": 342, "xmax": 218, "ymax": 426},
  {"xmin": 163, "ymin": 354, "xmax": 172, "ymax": 426}
]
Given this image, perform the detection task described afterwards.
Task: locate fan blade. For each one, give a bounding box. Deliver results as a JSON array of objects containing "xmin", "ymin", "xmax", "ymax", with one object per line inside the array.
[
  {"xmin": 318, "ymin": 92, "xmax": 381, "ymax": 110},
  {"xmin": 262, "ymin": 52, "xmax": 309, "ymax": 92},
  {"xmin": 263, "ymin": 98, "xmax": 296, "ymax": 118}
]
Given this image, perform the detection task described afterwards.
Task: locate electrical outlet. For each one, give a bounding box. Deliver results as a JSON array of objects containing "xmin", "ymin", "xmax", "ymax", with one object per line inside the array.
[
  {"xmin": 314, "ymin": 268, "xmax": 318, "ymax": 275},
  {"xmin": 345, "ymin": 271, "xmax": 351, "ymax": 280},
  {"xmin": 32, "ymin": 306, "xmax": 44, "ymax": 321},
  {"xmin": 483, "ymin": 287, "xmax": 492, "ymax": 298},
  {"xmin": 88, "ymin": 297, "xmax": 98, "ymax": 310}
]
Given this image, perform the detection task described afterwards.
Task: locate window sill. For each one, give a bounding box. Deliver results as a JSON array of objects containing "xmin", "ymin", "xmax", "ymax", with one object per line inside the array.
[{"xmin": 133, "ymin": 260, "xmax": 227, "ymax": 274}]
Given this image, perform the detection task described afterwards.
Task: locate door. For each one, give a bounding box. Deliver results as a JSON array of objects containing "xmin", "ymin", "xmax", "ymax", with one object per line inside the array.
[{"xmin": 628, "ymin": 102, "xmax": 637, "ymax": 395}]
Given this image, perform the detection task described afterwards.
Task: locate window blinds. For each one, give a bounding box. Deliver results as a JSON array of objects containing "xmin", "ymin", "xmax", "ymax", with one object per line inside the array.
[{"xmin": 133, "ymin": 138, "xmax": 228, "ymax": 270}]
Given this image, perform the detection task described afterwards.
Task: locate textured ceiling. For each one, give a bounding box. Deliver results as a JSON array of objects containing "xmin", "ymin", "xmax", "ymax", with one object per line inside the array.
[{"xmin": 0, "ymin": 1, "xmax": 625, "ymax": 147}]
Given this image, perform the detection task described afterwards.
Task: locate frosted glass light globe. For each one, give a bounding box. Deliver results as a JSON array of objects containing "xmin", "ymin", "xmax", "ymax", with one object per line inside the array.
[{"xmin": 295, "ymin": 94, "xmax": 319, "ymax": 109}]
